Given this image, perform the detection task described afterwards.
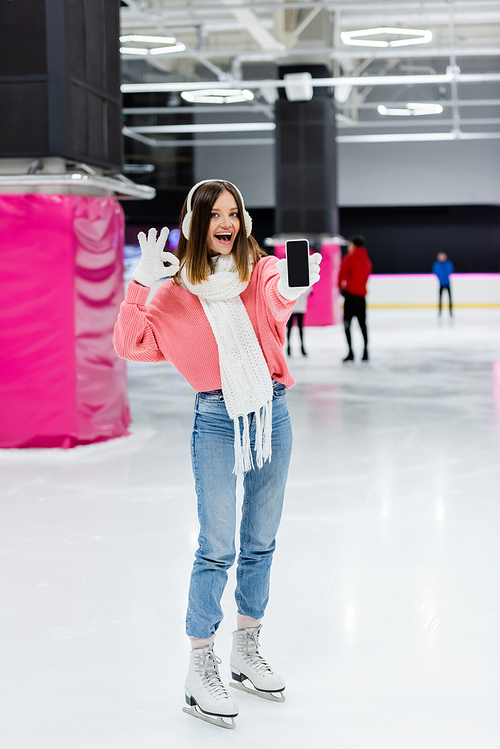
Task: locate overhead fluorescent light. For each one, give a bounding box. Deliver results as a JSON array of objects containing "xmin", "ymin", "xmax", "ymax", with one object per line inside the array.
[
  {"xmin": 407, "ymin": 102, "xmax": 444, "ymax": 115},
  {"xmin": 378, "ymin": 103, "xmax": 444, "ymax": 116},
  {"xmin": 341, "ymin": 27, "xmax": 432, "ymax": 48},
  {"xmin": 341, "ymin": 35, "xmax": 387, "ymax": 48},
  {"xmin": 129, "ymin": 122, "xmax": 276, "ymax": 134},
  {"xmin": 149, "ymin": 43, "xmax": 186, "ymax": 55},
  {"xmin": 120, "ymin": 44, "xmax": 185, "ymax": 56},
  {"xmin": 120, "ymin": 35, "xmax": 177, "ymax": 44},
  {"xmin": 337, "ymin": 132, "xmax": 500, "ymax": 143},
  {"xmin": 119, "ymin": 34, "xmax": 185, "ymax": 56},
  {"xmin": 390, "ymin": 31, "xmax": 433, "ymax": 47},
  {"xmin": 378, "ymin": 105, "xmax": 411, "ymax": 116},
  {"xmin": 181, "ymin": 89, "xmax": 254, "ymax": 104},
  {"xmin": 120, "ymin": 47, "xmax": 149, "ymax": 56}
]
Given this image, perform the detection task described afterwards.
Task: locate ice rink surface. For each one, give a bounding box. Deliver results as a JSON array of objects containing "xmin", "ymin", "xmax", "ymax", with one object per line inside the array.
[{"xmin": 1, "ymin": 309, "xmax": 500, "ymax": 749}]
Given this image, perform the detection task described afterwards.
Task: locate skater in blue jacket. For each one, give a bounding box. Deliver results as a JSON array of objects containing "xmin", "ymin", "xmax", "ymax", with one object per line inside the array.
[{"xmin": 432, "ymin": 252, "xmax": 454, "ymax": 316}]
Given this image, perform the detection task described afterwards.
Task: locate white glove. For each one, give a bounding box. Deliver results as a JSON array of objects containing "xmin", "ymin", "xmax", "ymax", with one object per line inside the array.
[
  {"xmin": 133, "ymin": 227, "xmax": 180, "ymax": 287},
  {"xmin": 276, "ymin": 252, "xmax": 322, "ymax": 301}
]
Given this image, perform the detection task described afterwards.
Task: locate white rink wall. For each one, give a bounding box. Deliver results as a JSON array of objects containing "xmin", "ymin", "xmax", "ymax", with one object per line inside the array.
[{"xmin": 367, "ymin": 274, "xmax": 500, "ymax": 309}]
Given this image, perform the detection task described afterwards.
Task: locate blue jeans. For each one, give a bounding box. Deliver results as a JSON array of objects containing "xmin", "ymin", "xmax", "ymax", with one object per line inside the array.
[{"xmin": 186, "ymin": 381, "xmax": 293, "ymax": 639}]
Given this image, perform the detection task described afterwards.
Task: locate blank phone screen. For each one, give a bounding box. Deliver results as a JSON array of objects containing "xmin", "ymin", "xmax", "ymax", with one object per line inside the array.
[{"xmin": 286, "ymin": 239, "xmax": 310, "ymax": 287}]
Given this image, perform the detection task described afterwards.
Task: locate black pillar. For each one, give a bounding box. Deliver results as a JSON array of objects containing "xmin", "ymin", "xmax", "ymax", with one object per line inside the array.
[
  {"xmin": 0, "ymin": 0, "xmax": 122, "ymax": 170},
  {"xmin": 275, "ymin": 65, "xmax": 338, "ymax": 235}
]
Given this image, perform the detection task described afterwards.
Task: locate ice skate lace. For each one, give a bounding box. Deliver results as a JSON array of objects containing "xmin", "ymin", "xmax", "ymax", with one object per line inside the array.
[
  {"xmin": 238, "ymin": 629, "xmax": 274, "ymax": 676},
  {"xmin": 195, "ymin": 650, "xmax": 230, "ymax": 700}
]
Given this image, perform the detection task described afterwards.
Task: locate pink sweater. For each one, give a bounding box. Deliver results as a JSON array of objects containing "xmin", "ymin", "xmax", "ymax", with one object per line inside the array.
[{"xmin": 113, "ymin": 255, "xmax": 296, "ymax": 392}]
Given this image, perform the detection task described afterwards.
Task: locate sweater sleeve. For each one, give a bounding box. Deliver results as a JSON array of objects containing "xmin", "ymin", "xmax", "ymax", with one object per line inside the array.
[
  {"xmin": 260, "ymin": 256, "xmax": 297, "ymax": 323},
  {"xmin": 113, "ymin": 281, "xmax": 167, "ymax": 363}
]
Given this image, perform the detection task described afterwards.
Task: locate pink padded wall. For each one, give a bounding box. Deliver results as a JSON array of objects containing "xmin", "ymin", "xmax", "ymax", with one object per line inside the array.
[{"xmin": 0, "ymin": 194, "xmax": 130, "ymax": 448}]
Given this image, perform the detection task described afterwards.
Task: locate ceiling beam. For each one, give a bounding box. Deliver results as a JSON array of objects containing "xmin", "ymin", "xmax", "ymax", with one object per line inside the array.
[
  {"xmin": 220, "ymin": 0, "xmax": 286, "ymax": 50},
  {"xmin": 122, "ymin": 129, "xmax": 275, "ymax": 147},
  {"xmin": 123, "ymin": 105, "xmax": 275, "ymax": 115},
  {"xmin": 338, "ymin": 117, "xmax": 500, "ymax": 128},
  {"xmin": 122, "ymin": 129, "xmax": 500, "ymax": 146},
  {"xmin": 119, "ymin": 44, "xmax": 500, "ymax": 61},
  {"xmin": 129, "ymin": 1, "xmax": 500, "ymax": 18},
  {"xmin": 337, "ymin": 131, "xmax": 500, "ymax": 142},
  {"xmin": 340, "ymin": 99, "xmax": 500, "ymax": 109},
  {"xmin": 125, "ymin": 117, "xmax": 500, "ymax": 134},
  {"xmin": 122, "ymin": 100, "xmax": 500, "ymax": 118},
  {"xmin": 287, "ymin": 5, "xmax": 324, "ymax": 46},
  {"xmin": 121, "ymin": 72, "xmax": 500, "ymax": 94}
]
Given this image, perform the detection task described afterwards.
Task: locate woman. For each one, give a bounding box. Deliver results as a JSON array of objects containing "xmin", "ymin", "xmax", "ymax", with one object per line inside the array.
[{"xmin": 113, "ymin": 180, "xmax": 321, "ymax": 730}]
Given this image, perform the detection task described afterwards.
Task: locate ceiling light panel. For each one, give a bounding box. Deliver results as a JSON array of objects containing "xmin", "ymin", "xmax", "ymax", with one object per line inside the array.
[
  {"xmin": 407, "ymin": 102, "xmax": 444, "ymax": 115},
  {"xmin": 341, "ymin": 27, "xmax": 432, "ymax": 48},
  {"xmin": 378, "ymin": 103, "xmax": 444, "ymax": 116},
  {"xmin": 120, "ymin": 44, "xmax": 186, "ymax": 56},
  {"xmin": 149, "ymin": 43, "xmax": 186, "ymax": 54},
  {"xmin": 378, "ymin": 105, "xmax": 412, "ymax": 116},
  {"xmin": 120, "ymin": 35, "xmax": 176, "ymax": 44},
  {"xmin": 119, "ymin": 33, "xmax": 185, "ymax": 56},
  {"xmin": 120, "ymin": 47, "xmax": 149, "ymax": 55},
  {"xmin": 181, "ymin": 89, "xmax": 254, "ymax": 104}
]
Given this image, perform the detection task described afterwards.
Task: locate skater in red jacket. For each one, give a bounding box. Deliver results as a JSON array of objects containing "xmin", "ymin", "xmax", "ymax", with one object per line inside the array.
[{"xmin": 338, "ymin": 235, "xmax": 372, "ymax": 362}]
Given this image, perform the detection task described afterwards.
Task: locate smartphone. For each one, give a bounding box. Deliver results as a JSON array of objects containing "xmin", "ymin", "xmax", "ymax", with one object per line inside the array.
[{"xmin": 285, "ymin": 239, "xmax": 310, "ymax": 287}]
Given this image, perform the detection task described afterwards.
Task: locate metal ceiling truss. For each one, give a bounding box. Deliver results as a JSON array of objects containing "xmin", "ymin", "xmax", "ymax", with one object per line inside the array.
[{"xmin": 120, "ymin": 0, "xmax": 500, "ymax": 143}]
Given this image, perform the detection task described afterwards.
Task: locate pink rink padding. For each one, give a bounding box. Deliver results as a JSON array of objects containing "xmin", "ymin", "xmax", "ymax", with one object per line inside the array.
[
  {"xmin": 274, "ymin": 242, "xmax": 341, "ymax": 325},
  {"xmin": 0, "ymin": 194, "xmax": 130, "ymax": 448}
]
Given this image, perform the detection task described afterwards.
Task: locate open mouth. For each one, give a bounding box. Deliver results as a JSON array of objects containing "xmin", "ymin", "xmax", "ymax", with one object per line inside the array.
[{"xmin": 214, "ymin": 232, "xmax": 233, "ymax": 245}]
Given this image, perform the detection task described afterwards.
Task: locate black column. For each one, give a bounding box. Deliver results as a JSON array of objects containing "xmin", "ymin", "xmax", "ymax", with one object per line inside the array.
[
  {"xmin": 275, "ymin": 65, "xmax": 338, "ymax": 235},
  {"xmin": 0, "ymin": 0, "xmax": 122, "ymax": 170}
]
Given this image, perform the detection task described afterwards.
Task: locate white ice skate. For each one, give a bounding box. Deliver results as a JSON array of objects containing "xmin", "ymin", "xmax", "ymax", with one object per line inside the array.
[
  {"xmin": 229, "ymin": 625, "xmax": 286, "ymax": 703},
  {"xmin": 183, "ymin": 644, "xmax": 239, "ymax": 730}
]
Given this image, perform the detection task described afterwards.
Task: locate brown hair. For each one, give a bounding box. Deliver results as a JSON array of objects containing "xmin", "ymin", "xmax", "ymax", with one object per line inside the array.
[{"xmin": 173, "ymin": 180, "xmax": 266, "ymax": 286}]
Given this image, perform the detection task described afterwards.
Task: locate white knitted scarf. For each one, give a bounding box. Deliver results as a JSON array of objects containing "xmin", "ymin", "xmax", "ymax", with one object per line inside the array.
[{"xmin": 181, "ymin": 254, "xmax": 273, "ymax": 475}]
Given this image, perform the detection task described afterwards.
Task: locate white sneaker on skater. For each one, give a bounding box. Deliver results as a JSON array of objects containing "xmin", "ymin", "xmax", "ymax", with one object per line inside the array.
[
  {"xmin": 229, "ymin": 625, "xmax": 286, "ymax": 702},
  {"xmin": 183, "ymin": 644, "xmax": 239, "ymax": 730}
]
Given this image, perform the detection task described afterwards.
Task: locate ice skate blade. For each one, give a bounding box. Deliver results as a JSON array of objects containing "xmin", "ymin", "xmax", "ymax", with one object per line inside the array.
[
  {"xmin": 182, "ymin": 705, "xmax": 236, "ymax": 730},
  {"xmin": 229, "ymin": 680, "xmax": 286, "ymax": 703}
]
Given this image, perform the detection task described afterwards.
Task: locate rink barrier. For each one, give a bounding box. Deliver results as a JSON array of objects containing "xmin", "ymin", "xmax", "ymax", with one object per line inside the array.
[
  {"xmin": 366, "ymin": 273, "xmax": 500, "ymax": 309},
  {"xmin": 368, "ymin": 303, "xmax": 500, "ymax": 308}
]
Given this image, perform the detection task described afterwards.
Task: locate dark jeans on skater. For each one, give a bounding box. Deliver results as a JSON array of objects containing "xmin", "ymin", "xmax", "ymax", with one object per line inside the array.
[
  {"xmin": 439, "ymin": 285, "xmax": 452, "ymax": 315},
  {"xmin": 343, "ymin": 292, "xmax": 368, "ymax": 354}
]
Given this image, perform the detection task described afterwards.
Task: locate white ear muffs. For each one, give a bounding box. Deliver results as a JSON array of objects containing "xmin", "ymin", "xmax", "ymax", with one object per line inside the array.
[{"xmin": 181, "ymin": 179, "xmax": 252, "ymax": 239}]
